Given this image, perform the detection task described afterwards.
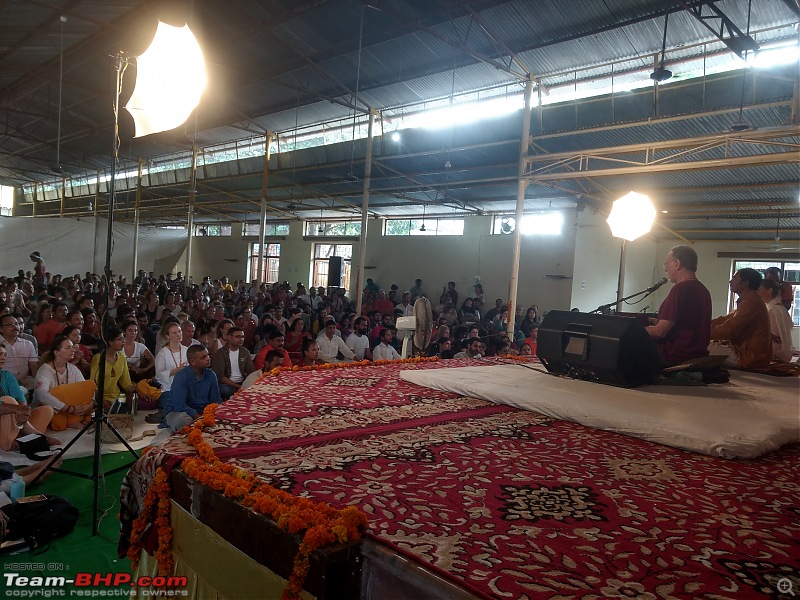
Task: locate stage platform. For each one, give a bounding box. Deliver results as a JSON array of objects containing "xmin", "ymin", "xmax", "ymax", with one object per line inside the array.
[{"xmin": 120, "ymin": 358, "xmax": 800, "ymax": 599}]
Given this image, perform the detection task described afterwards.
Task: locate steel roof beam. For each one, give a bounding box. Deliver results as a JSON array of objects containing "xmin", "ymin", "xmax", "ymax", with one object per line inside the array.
[{"xmin": 677, "ymin": 0, "xmax": 760, "ymax": 60}]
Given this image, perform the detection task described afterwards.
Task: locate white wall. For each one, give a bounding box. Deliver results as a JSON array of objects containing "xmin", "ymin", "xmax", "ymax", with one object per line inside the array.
[
  {"xmin": 174, "ymin": 214, "xmax": 578, "ymax": 312},
  {"xmin": 570, "ymin": 209, "xmax": 658, "ymax": 313},
  {"xmin": 0, "ymin": 216, "xmax": 187, "ymax": 280}
]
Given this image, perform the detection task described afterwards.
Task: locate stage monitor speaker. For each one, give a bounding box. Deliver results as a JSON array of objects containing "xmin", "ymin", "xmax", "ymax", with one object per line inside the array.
[
  {"xmin": 327, "ymin": 256, "xmax": 344, "ymax": 288},
  {"xmin": 537, "ymin": 310, "xmax": 662, "ymax": 388}
]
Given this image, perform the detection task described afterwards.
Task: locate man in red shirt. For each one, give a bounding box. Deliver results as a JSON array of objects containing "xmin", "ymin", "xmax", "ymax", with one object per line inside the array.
[{"xmin": 646, "ymin": 245, "xmax": 712, "ymax": 366}]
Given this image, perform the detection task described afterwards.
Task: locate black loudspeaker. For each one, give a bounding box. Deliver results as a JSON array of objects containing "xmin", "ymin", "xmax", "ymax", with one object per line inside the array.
[
  {"xmin": 327, "ymin": 256, "xmax": 344, "ymax": 288},
  {"xmin": 537, "ymin": 310, "xmax": 662, "ymax": 388}
]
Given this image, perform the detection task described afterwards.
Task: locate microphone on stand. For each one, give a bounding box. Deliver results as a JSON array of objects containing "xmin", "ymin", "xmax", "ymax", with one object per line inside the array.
[{"xmin": 646, "ymin": 277, "xmax": 669, "ymax": 293}]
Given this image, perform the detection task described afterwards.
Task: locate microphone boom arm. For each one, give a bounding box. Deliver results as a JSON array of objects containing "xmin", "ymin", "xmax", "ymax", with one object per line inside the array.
[{"xmin": 590, "ymin": 278, "xmax": 667, "ymax": 314}]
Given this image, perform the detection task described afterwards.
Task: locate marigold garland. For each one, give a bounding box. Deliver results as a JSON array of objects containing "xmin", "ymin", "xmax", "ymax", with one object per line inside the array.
[{"xmin": 127, "ymin": 402, "xmax": 368, "ymax": 599}]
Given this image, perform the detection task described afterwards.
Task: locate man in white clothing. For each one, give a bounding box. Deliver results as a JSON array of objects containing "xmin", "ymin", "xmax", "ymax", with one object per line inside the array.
[
  {"xmin": 372, "ymin": 328, "xmax": 401, "ymax": 361},
  {"xmin": 397, "ymin": 292, "xmax": 414, "ymax": 317},
  {"xmin": 346, "ymin": 316, "xmax": 373, "ymax": 360},
  {"xmin": 0, "ymin": 314, "xmax": 38, "ymax": 390},
  {"xmin": 316, "ymin": 319, "xmax": 355, "ymax": 363},
  {"xmin": 453, "ymin": 337, "xmax": 483, "ymax": 359},
  {"xmin": 758, "ymin": 278, "xmax": 795, "ymax": 362}
]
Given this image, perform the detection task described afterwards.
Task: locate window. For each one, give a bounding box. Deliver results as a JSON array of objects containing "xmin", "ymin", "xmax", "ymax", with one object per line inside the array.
[
  {"xmin": 492, "ymin": 213, "xmax": 564, "ymax": 235},
  {"xmin": 247, "ymin": 243, "xmax": 281, "ymax": 284},
  {"xmin": 731, "ymin": 260, "xmax": 800, "ymax": 325},
  {"xmin": 305, "ymin": 221, "xmax": 361, "ymax": 236},
  {"xmin": 313, "ymin": 244, "xmax": 352, "ymax": 290},
  {"xmin": 243, "ymin": 222, "xmax": 290, "ymax": 237},
  {"xmin": 0, "ymin": 185, "xmax": 13, "ymax": 216},
  {"xmin": 195, "ymin": 224, "xmax": 232, "ymax": 236},
  {"xmin": 384, "ymin": 218, "xmax": 464, "ymax": 236}
]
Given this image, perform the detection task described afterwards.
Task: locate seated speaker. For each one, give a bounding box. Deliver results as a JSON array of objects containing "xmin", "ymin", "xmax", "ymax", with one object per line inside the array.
[{"xmin": 537, "ymin": 311, "xmax": 662, "ymax": 388}]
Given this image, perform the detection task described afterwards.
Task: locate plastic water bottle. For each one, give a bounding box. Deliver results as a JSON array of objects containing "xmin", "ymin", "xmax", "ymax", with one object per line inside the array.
[{"xmin": 9, "ymin": 473, "xmax": 25, "ymax": 501}]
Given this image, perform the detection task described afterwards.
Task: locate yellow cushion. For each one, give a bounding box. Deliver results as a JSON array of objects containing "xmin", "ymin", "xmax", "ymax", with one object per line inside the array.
[{"xmin": 48, "ymin": 381, "xmax": 96, "ymax": 431}]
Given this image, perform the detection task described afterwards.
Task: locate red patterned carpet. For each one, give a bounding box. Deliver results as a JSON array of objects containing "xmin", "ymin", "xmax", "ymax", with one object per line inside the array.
[{"xmin": 121, "ymin": 359, "xmax": 800, "ymax": 598}]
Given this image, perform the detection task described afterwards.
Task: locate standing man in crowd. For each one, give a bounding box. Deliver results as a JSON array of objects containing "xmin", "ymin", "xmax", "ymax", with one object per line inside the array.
[{"xmin": 646, "ymin": 245, "xmax": 712, "ymax": 366}]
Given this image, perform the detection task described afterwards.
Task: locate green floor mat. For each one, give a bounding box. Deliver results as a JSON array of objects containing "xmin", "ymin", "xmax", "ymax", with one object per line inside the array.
[{"xmin": 1, "ymin": 451, "xmax": 136, "ymax": 582}]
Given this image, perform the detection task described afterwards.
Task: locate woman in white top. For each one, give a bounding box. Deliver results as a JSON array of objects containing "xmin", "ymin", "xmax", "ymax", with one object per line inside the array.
[
  {"xmin": 122, "ymin": 320, "xmax": 155, "ymax": 380},
  {"xmin": 209, "ymin": 318, "xmax": 234, "ymax": 358},
  {"xmin": 33, "ymin": 335, "xmax": 94, "ymax": 424},
  {"xmin": 154, "ymin": 322, "xmax": 188, "ymax": 400}
]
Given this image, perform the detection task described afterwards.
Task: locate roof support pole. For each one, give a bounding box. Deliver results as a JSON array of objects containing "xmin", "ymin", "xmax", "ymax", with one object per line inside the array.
[
  {"xmin": 184, "ymin": 145, "xmax": 198, "ymax": 289},
  {"xmin": 132, "ymin": 159, "xmax": 143, "ymax": 280},
  {"xmin": 355, "ymin": 108, "xmax": 376, "ymax": 315},
  {"xmin": 92, "ymin": 168, "xmax": 100, "ymax": 274},
  {"xmin": 257, "ymin": 133, "xmax": 272, "ymax": 286},
  {"xmin": 60, "ymin": 175, "xmax": 66, "ymax": 217},
  {"xmin": 507, "ymin": 77, "xmax": 534, "ymax": 340},
  {"xmin": 616, "ymin": 239, "xmax": 627, "ymax": 313}
]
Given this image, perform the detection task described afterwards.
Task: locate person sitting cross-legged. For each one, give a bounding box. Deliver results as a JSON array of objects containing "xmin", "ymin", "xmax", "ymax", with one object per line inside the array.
[
  {"xmin": 372, "ymin": 328, "xmax": 401, "ymax": 361},
  {"xmin": 161, "ymin": 345, "xmax": 221, "ymax": 432},
  {"xmin": 211, "ymin": 326, "xmax": 256, "ymax": 400}
]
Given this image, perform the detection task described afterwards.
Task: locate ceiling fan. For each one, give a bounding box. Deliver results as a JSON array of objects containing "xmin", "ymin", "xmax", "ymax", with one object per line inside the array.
[{"xmin": 747, "ymin": 218, "xmax": 799, "ymax": 252}]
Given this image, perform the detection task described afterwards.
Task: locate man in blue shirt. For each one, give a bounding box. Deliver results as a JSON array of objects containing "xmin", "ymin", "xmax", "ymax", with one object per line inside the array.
[{"xmin": 162, "ymin": 345, "xmax": 220, "ymax": 432}]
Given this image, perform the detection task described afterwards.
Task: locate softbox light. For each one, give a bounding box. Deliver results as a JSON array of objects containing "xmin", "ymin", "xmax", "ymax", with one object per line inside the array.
[
  {"xmin": 125, "ymin": 22, "xmax": 207, "ymax": 138},
  {"xmin": 606, "ymin": 191, "xmax": 656, "ymax": 241}
]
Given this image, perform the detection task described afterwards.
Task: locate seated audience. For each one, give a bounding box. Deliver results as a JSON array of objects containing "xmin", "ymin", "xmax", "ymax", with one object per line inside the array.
[
  {"xmin": 0, "ymin": 346, "xmax": 58, "ymax": 451},
  {"xmin": 33, "ymin": 335, "xmax": 94, "ymax": 429},
  {"xmin": 260, "ymin": 349, "xmax": 285, "ymax": 372},
  {"xmin": 300, "ymin": 338, "xmax": 326, "ymax": 367},
  {"xmin": 62, "ymin": 325, "xmax": 91, "ymax": 378},
  {"xmin": 211, "ymin": 326, "xmax": 256, "ymax": 400},
  {"xmin": 316, "ymin": 319, "xmax": 355, "ymax": 363},
  {"xmin": 209, "ymin": 318, "xmax": 234, "ymax": 357},
  {"xmin": 454, "ymin": 337, "xmax": 483, "ymax": 359},
  {"xmin": 154, "ymin": 322, "xmax": 188, "ymax": 407},
  {"xmin": 710, "ymin": 268, "xmax": 772, "ymax": 369},
  {"xmin": 283, "ymin": 317, "xmax": 310, "ymax": 361},
  {"xmin": 646, "ymin": 245, "xmax": 712, "ymax": 365},
  {"xmin": 346, "ymin": 316, "xmax": 372, "ymax": 360},
  {"xmin": 758, "ymin": 278, "xmax": 795, "ymax": 362},
  {"xmin": 121, "ymin": 321, "xmax": 155, "ymax": 381},
  {"xmin": 90, "ymin": 327, "xmax": 137, "ymax": 411},
  {"xmin": 765, "ymin": 266, "xmax": 794, "ymax": 311},
  {"xmin": 0, "ymin": 313, "xmax": 38, "ymax": 390},
  {"xmin": 372, "ymin": 328, "xmax": 401, "ymax": 361},
  {"xmin": 254, "ymin": 329, "xmax": 292, "ymax": 370},
  {"xmin": 162, "ymin": 345, "xmax": 220, "ymax": 432}
]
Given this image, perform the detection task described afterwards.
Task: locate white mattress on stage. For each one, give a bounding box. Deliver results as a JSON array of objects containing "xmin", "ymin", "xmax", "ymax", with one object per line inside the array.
[{"xmin": 400, "ymin": 364, "xmax": 800, "ymax": 459}]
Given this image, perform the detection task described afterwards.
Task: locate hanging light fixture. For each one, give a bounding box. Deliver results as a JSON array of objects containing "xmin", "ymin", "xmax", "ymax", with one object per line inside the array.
[
  {"xmin": 419, "ymin": 201, "xmax": 427, "ymax": 232},
  {"xmin": 125, "ymin": 22, "xmax": 207, "ymax": 137},
  {"xmin": 317, "ymin": 207, "xmax": 325, "ymax": 234},
  {"xmin": 730, "ymin": 0, "xmax": 756, "ymax": 132},
  {"xmin": 650, "ymin": 11, "xmax": 673, "ymax": 83}
]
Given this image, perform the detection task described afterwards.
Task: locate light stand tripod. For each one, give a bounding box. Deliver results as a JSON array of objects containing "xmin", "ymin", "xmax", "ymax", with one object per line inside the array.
[{"xmin": 30, "ymin": 53, "xmax": 141, "ymax": 535}]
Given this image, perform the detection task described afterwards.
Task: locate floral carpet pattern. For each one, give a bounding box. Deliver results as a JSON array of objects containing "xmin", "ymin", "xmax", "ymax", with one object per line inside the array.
[{"xmin": 121, "ymin": 359, "xmax": 800, "ymax": 599}]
